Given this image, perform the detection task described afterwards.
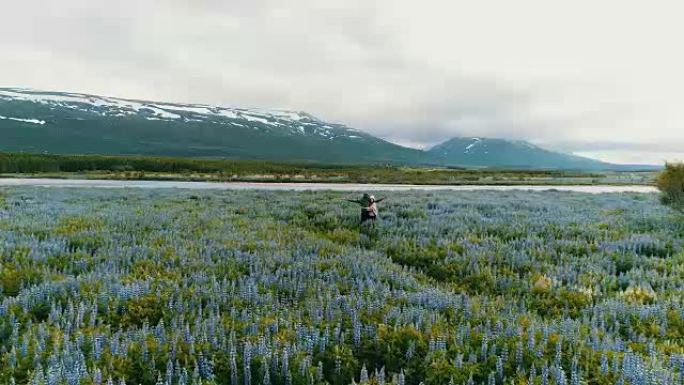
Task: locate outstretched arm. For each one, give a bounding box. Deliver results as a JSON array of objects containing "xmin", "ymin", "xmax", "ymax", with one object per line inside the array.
[
  {"xmin": 375, "ymin": 197, "xmax": 387, "ymax": 203},
  {"xmin": 346, "ymin": 199, "xmax": 363, "ymax": 205}
]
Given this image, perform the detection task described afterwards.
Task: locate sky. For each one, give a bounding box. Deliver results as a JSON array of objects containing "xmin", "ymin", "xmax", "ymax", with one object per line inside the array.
[{"xmin": 1, "ymin": 0, "xmax": 682, "ymax": 165}]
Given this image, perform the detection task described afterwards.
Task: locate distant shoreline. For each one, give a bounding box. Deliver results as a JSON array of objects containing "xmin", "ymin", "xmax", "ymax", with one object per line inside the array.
[
  {"xmin": 0, "ymin": 172, "xmax": 656, "ymax": 186},
  {"xmin": 0, "ymin": 152, "xmax": 658, "ymax": 186},
  {"xmin": 0, "ymin": 177, "xmax": 658, "ymax": 193}
]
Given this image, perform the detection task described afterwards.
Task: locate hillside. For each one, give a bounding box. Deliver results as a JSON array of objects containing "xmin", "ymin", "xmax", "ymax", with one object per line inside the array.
[
  {"xmin": 427, "ymin": 137, "xmax": 614, "ymax": 170},
  {"xmin": 0, "ymin": 88, "xmax": 654, "ymax": 170},
  {"xmin": 0, "ymin": 88, "xmax": 425, "ymax": 165}
]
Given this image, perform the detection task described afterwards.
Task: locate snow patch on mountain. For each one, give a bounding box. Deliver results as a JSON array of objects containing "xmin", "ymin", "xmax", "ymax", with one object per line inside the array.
[
  {"xmin": 464, "ymin": 138, "xmax": 483, "ymax": 154},
  {"xmin": 0, "ymin": 88, "xmax": 363, "ymax": 140},
  {"xmin": 0, "ymin": 115, "xmax": 45, "ymax": 125}
]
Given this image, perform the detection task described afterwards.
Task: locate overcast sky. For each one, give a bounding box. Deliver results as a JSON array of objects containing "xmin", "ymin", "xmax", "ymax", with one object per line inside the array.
[{"xmin": 1, "ymin": 0, "xmax": 682, "ymax": 164}]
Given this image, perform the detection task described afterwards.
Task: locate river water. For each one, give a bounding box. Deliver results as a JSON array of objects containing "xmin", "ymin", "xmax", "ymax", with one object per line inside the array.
[{"xmin": 0, "ymin": 178, "xmax": 658, "ymax": 193}]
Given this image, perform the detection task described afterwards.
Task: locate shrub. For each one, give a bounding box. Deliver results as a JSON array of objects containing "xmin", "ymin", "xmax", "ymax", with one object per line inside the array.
[
  {"xmin": 620, "ymin": 285, "xmax": 657, "ymax": 304},
  {"xmin": 656, "ymin": 162, "xmax": 684, "ymax": 212}
]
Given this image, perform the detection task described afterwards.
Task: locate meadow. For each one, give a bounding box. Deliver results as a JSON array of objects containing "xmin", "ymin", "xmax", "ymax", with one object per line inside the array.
[{"xmin": 0, "ymin": 187, "xmax": 682, "ymax": 385}]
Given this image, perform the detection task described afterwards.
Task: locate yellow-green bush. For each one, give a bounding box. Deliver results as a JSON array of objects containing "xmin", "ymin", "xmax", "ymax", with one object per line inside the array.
[{"xmin": 656, "ymin": 162, "xmax": 684, "ymax": 212}]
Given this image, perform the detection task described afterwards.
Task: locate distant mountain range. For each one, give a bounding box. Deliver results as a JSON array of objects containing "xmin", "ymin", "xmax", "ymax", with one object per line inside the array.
[
  {"xmin": 429, "ymin": 137, "xmax": 621, "ymax": 170},
  {"xmin": 0, "ymin": 88, "xmax": 658, "ymax": 171}
]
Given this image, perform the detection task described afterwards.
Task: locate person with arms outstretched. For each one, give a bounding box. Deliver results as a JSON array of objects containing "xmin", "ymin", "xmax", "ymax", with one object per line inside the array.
[{"xmin": 346, "ymin": 193, "xmax": 386, "ymax": 223}]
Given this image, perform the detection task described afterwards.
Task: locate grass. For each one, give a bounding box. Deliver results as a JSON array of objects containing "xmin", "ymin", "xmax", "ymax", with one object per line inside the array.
[{"xmin": 0, "ymin": 152, "xmax": 657, "ymax": 185}]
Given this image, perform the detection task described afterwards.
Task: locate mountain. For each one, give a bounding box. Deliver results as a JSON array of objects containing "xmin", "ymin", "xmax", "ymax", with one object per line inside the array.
[
  {"xmin": 427, "ymin": 137, "xmax": 616, "ymax": 170},
  {"xmin": 0, "ymin": 88, "xmax": 655, "ymax": 170},
  {"xmin": 0, "ymin": 88, "xmax": 425, "ymax": 164}
]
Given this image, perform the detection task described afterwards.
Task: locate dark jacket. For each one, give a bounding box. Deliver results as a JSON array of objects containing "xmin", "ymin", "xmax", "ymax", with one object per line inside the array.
[{"xmin": 347, "ymin": 196, "xmax": 385, "ymax": 222}]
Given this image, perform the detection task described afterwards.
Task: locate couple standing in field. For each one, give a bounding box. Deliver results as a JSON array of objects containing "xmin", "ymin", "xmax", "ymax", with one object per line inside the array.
[{"xmin": 347, "ymin": 193, "xmax": 386, "ymax": 223}]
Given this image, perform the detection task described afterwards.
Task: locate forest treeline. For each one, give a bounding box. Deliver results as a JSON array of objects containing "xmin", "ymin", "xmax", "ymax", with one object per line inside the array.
[{"xmin": 0, "ymin": 152, "xmax": 623, "ymax": 185}]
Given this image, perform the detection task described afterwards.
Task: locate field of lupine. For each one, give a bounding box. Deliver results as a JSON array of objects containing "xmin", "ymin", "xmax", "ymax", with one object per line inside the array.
[{"xmin": 0, "ymin": 187, "xmax": 683, "ymax": 385}]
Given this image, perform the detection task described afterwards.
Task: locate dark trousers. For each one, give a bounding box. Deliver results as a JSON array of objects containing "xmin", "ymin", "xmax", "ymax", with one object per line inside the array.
[{"xmin": 361, "ymin": 210, "xmax": 376, "ymax": 223}]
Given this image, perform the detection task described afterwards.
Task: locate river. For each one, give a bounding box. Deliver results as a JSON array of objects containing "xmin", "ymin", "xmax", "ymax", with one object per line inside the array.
[{"xmin": 0, "ymin": 178, "xmax": 658, "ymax": 193}]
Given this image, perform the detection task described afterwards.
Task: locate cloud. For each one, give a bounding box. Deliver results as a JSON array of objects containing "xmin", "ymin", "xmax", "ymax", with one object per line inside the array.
[{"xmin": 1, "ymin": 0, "xmax": 682, "ymax": 164}]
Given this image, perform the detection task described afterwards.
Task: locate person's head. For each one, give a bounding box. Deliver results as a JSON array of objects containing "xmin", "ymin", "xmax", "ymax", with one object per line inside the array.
[
  {"xmin": 369, "ymin": 195, "xmax": 376, "ymax": 202},
  {"xmin": 362, "ymin": 193, "xmax": 370, "ymax": 201}
]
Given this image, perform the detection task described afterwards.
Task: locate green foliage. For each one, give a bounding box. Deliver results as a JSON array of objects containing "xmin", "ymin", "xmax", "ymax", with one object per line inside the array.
[
  {"xmin": 0, "ymin": 151, "xmax": 655, "ymax": 185},
  {"xmin": 0, "ymin": 152, "xmax": 332, "ymax": 175},
  {"xmin": 656, "ymin": 162, "xmax": 684, "ymax": 212},
  {"xmin": 0, "ymin": 247, "xmax": 44, "ymax": 297},
  {"xmin": 529, "ymin": 288, "xmax": 593, "ymax": 318},
  {"xmin": 118, "ymin": 293, "xmax": 169, "ymax": 328}
]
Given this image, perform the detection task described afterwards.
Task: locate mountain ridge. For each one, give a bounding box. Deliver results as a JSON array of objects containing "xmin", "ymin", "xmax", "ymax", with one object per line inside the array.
[{"xmin": 0, "ymin": 87, "xmax": 657, "ymax": 170}]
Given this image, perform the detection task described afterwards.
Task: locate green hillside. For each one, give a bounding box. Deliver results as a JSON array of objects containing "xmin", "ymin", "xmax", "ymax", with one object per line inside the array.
[{"xmin": 0, "ymin": 88, "xmax": 657, "ymax": 171}]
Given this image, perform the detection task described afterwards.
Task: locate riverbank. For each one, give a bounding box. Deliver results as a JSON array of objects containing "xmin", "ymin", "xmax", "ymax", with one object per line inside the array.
[
  {"xmin": 0, "ymin": 169, "xmax": 657, "ymax": 186},
  {"xmin": 0, "ymin": 177, "xmax": 658, "ymax": 193},
  {"xmin": 0, "ymin": 152, "xmax": 658, "ymax": 186}
]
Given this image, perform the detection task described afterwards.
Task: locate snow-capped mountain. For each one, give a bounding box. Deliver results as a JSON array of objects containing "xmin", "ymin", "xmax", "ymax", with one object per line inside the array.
[
  {"xmin": 0, "ymin": 88, "xmax": 654, "ymax": 170},
  {"xmin": 0, "ymin": 88, "xmax": 424, "ymax": 164},
  {"xmin": 0, "ymin": 88, "xmax": 365, "ymax": 140},
  {"xmin": 427, "ymin": 137, "xmax": 616, "ymax": 170}
]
